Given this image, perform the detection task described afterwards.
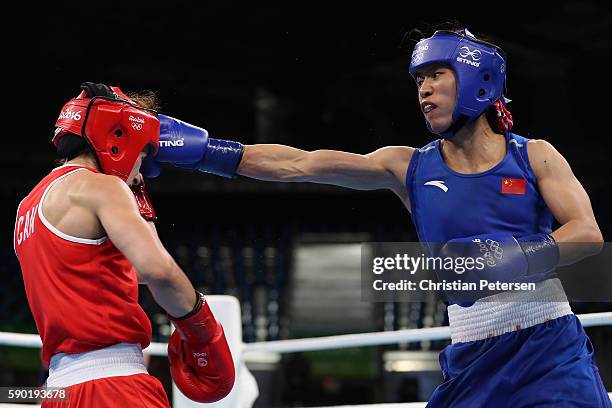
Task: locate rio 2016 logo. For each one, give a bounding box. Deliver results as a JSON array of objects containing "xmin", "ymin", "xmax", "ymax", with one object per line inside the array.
[
  {"xmin": 129, "ymin": 115, "xmax": 145, "ymax": 131},
  {"xmin": 58, "ymin": 109, "xmax": 82, "ymax": 121}
]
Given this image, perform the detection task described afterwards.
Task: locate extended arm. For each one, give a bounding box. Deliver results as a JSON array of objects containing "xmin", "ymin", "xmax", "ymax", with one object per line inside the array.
[
  {"xmin": 142, "ymin": 114, "xmax": 412, "ymax": 195},
  {"xmin": 238, "ymin": 144, "xmax": 411, "ymax": 193},
  {"xmin": 529, "ymin": 139, "xmax": 604, "ymax": 265}
]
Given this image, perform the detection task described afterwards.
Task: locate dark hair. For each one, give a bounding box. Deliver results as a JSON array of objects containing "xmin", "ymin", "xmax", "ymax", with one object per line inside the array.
[
  {"xmin": 401, "ymin": 20, "xmax": 500, "ymax": 49},
  {"xmin": 401, "ymin": 20, "xmax": 461, "ymax": 49},
  {"xmin": 55, "ymin": 87, "xmax": 162, "ymax": 164},
  {"xmin": 55, "ymin": 133, "xmax": 94, "ymax": 163}
]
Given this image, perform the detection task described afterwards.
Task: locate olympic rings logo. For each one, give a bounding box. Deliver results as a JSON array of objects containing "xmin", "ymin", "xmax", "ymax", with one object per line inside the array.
[
  {"xmin": 412, "ymin": 52, "xmax": 424, "ymax": 64},
  {"xmin": 472, "ymin": 237, "xmax": 503, "ymax": 267},
  {"xmin": 458, "ymin": 46, "xmax": 482, "ymax": 61},
  {"xmin": 131, "ymin": 123, "xmax": 143, "ymax": 131},
  {"xmin": 485, "ymin": 238, "xmax": 504, "ymax": 260}
]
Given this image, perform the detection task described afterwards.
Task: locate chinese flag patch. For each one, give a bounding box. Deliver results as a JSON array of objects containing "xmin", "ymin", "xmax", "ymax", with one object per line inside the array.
[{"xmin": 501, "ymin": 177, "xmax": 526, "ymax": 195}]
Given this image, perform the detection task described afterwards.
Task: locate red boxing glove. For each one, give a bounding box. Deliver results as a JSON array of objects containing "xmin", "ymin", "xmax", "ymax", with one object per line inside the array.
[
  {"xmin": 130, "ymin": 181, "xmax": 157, "ymax": 222},
  {"xmin": 168, "ymin": 292, "xmax": 235, "ymax": 403}
]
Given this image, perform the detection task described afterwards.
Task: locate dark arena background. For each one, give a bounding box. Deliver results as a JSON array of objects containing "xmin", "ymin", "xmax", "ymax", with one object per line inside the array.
[{"xmin": 2, "ymin": 2, "xmax": 611, "ymax": 406}]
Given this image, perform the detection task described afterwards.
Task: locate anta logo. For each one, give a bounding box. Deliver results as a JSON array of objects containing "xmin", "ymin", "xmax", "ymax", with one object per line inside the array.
[
  {"xmin": 128, "ymin": 115, "xmax": 145, "ymax": 124},
  {"xmin": 58, "ymin": 109, "xmax": 82, "ymax": 121},
  {"xmin": 424, "ymin": 180, "xmax": 448, "ymax": 192},
  {"xmin": 160, "ymin": 138, "xmax": 184, "ymax": 147},
  {"xmin": 456, "ymin": 46, "xmax": 481, "ymax": 67}
]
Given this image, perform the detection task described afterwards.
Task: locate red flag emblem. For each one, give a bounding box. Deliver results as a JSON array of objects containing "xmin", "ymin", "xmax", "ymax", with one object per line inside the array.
[{"xmin": 501, "ymin": 177, "xmax": 526, "ymax": 195}]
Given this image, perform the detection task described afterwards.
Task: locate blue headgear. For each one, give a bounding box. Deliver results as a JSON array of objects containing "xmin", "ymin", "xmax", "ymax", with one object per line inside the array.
[{"xmin": 408, "ymin": 29, "xmax": 507, "ymax": 138}]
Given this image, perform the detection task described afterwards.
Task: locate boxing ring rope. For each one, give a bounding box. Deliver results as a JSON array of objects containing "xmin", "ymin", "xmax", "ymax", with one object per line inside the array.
[
  {"xmin": 1, "ymin": 311, "xmax": 611, "ymax": 406},
  {"xmin": 1, "ymin": 312, "xmax": 611, "ymax": 356}
]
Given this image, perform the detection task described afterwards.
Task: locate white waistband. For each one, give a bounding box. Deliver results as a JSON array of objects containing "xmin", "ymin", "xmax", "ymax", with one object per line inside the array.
[
  {"xmin": 447, "ymin": 278, "xmax": 573, "ymax": 344},
  {"xmin": 47, "ymin": 343, "xmax": 148, "ymax": 388}
]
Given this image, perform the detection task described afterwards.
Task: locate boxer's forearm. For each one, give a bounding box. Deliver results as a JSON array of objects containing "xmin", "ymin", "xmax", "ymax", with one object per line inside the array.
[
  {"xmin": 238, "ymin": 144, "xmax": 310, "ymax": 181},
  {"xmin": 551, "ymin": 220, "xmax": 604, "ymax": 266},
  {"xmin": 238, "ymin": 144, "xmax": 394, "ymax": 190},
  {"xmin": 146, "ymin": 261, "xmax": 198, "ymax": 318}
]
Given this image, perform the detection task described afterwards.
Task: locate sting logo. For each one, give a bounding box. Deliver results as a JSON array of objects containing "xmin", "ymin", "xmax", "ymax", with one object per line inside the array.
[{"xmin": 456, "ymin": 46, "xmax": 482, "ymax": 67}]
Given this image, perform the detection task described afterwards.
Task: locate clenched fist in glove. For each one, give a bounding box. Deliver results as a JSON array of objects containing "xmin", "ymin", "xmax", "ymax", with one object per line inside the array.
[
  {"xmin": 168, "ymin": 291, "xmax": 235, "ymax": 403},
  {"xmin": 140, "ymin": 114, "xmax": 244, "ymax": 179}
]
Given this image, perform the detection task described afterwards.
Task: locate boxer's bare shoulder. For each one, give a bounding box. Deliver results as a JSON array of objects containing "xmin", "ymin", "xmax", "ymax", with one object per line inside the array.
[
  {"xmin": 366, "ymin": 145, "xmax": 415, "ymax": 184},
  {"xmin": 43, "ymin": 170, "xmax": 133, "ymax": 239},
  {"xmin": 525, "ymin": 139, "xmax": 564, "ymax": 177},
  {"xmin": 366, "ymin": 145, "xmax": 415, "ymax": 209},
  {"xmin": 50, "ymin": 170, "xmax": 129, "ymax": 208},
  {"xmin": 75, "ymin": 173, "xmax": 137, "ymax": 219},
  {"xmin": 41, "ymin": 170, "xmax": 108, "ymax": 239}
]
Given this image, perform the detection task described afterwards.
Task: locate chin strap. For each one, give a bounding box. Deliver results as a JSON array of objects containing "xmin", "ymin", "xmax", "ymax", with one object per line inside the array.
[
  {"xmin": 437, "ymin": 98, "xmax": 513, "ymax": 139},
  {"xmin": 438, "ymin": 115, "xmax": 468, "ymax": 139}
]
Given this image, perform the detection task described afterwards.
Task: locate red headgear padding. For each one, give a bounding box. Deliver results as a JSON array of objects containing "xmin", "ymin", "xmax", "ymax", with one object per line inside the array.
[{"xmin": 53, "ymin": 85, "xmax": 160, "ymax": 181}]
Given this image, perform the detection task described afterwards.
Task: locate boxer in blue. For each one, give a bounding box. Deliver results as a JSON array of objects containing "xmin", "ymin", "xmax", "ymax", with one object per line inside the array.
[{"xmin": 144, "ymin": 28, "xmax": 609, "ymax": 406}]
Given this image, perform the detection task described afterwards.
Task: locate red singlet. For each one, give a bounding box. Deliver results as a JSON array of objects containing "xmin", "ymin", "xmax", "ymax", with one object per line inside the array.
[{"xmin": 14, "ymin": 164, "xmax": 152, "ymax": 366}]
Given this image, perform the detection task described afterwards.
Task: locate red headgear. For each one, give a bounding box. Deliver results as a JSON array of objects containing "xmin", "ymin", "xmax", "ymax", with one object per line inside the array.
[{"xmin": 53, "ymin": 83, "xmax": 160, "ymax": 181}]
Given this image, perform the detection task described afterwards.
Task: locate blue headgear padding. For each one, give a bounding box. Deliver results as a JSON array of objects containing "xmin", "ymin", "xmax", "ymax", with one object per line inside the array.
[{"xmin": 409, "ymin": 29, "xmax": 507, "ymax": 138}]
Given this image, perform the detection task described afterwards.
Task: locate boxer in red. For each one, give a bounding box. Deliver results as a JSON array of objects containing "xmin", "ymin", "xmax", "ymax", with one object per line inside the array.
[{"xmin": 13, "ymin": 83, "xmax": 235, "ymax": 407}]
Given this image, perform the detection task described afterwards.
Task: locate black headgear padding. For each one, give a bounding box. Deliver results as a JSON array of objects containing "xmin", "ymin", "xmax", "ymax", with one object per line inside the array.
[{"xmin": 80, "ymin": 82, "xmax": 115, "ymax": 99}]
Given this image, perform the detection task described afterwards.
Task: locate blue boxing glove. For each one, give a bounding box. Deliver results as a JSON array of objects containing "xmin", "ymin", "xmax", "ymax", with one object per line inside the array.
[
  {"xmin": 141, "ymin": 114, "xmax": 244, "ymax": 179},
  {"xmin": 437, "ymin": 232, "xmax": 559, "ymax": 303}
]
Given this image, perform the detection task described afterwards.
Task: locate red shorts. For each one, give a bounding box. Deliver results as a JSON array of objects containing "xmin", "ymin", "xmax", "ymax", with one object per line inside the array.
[{"xmin": 41, "ymin": 374, "xmax": 170, "ymax": 408}]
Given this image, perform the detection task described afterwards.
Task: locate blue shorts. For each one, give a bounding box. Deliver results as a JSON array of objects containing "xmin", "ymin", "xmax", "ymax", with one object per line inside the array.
[{"xmin": 427, "ymin": 314, "xmax": 611, "ymax": 407}]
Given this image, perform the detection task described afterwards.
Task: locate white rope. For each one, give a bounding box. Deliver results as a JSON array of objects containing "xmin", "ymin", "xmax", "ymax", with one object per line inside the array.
[
  {"xmin": 0, "ymin": 312, "xmax": 610, "ymax": 356},
  {"xmin": 242, "ymin": 311, "xmax": 612, "ymax": 354},
  {"xmin": 243, "ymin": 326, "xmax": 450, "ymax": 354}
]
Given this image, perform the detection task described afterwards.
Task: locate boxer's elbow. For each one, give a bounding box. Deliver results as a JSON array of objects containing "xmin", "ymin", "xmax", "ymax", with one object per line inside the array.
[
  {"xmin": 584, "ymin": 223, "xmax": 604, "ymax": 255},
  {"xmin": 571, "ymin": 221, "xmax": 604, "ymax": 258}
]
